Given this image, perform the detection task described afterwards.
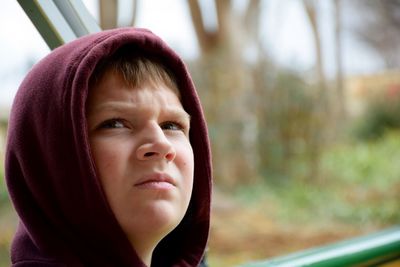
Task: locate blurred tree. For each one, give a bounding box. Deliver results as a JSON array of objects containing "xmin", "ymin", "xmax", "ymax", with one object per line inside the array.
[
  {"xmin": 186, "ymin": 0, "xmax": 264, "ymax": 186},
  {"xmin": 300, "ymin": 0, "xmax": 327, "ymax": 180},
  {"xmin": 350, "ymin": 0, "xmax": 400, "ymax": 69},
  {"xmin": 257, "ymin": 69, "xmax": 316, "ymax": 181},
  {"xmin": 99, "ymin": 0, "xmax": 138, "ymax": 29},
  {"xmin": 301, "ymin": 0, "xmax": 327, "ymax": 110},
  {"xmin": 354, "ymin": 85, "xmax": 400, "ymax": 140},
  {"xmin": 99, "ymin": 0, "xmax": 117, "ymax": 29},
  {"xmin": 334, "ymin": 0, "xmax": 346, "ymax": 120}
]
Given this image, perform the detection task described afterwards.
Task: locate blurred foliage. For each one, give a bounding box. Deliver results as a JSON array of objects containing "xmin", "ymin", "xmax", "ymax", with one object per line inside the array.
[
  {"xmin": 0, "ymin": 169, "xmax": 13, "ymax": 267},
  {"xmin": 353, "ymin": 90, "xmax": 400, "ymax": 140},
  {"xmin": 320, "ymin": 131, "xmax": 400, "ymax": 223},
  {"xmin": 350, "ymin": 0, "xmax": 400, "ymax": 68},
  {"xmin": 191, "ymin": 54, "xmax": 325, "ymax": 187},
  {"xmin": 322, "ymin": 131, "xmax": 400, "ymax": 191},
  {"xmin": 235, "ymin": 131, "xmax": 400, "ymax": 226},
  {"xmin": 257, "ymin": 69, "xmax": 319, "ymax": 183},
  {"xmin": 0, "ymin": 167, "xmax": 7, "ymax": 206}
]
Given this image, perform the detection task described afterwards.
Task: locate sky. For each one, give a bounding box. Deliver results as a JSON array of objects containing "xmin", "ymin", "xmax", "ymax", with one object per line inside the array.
[{"xmin": 0, "ymin": 0, "xmax": 384, "ymax": 114}]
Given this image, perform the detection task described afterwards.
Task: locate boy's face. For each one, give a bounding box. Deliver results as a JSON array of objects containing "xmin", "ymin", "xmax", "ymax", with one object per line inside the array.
[{"xmin": 86, "ymin": 71, "xmax": 194, "ymax": 251}]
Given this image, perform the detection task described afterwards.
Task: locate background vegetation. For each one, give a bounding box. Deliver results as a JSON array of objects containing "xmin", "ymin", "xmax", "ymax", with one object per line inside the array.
[{"xmin": 1, "ymin": 0, "xmax": 400, "ymax": 266}]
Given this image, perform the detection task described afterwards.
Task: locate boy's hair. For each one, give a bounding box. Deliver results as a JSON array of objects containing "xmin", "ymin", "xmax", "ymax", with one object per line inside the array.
[{"xmin": 90, "ymin": 45, "xmax": 180, "ymax": 97}]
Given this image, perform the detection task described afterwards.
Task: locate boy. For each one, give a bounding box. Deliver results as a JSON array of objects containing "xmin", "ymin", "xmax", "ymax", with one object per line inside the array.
[{"xmin": 6, "ymin": 28, "xmax": 212, "ymax": 266}]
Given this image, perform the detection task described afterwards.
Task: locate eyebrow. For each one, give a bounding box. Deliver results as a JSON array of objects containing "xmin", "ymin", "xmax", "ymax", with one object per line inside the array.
[{"xmin": 90, "ymin": 101, "xmax": 191, "ymax": 121}]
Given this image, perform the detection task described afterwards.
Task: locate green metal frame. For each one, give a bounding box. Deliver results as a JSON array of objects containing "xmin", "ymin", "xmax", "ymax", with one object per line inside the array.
[
  {"xmin": 17, "ymin": 1, "xmax": 400, "ymax": 266},
  {"xmin": 242, "ymin": 226, "xmax": 400, "ymax": 267},
  {"xmin": 17, "ymin": 0, "xmax": 100, "ymax": 49}
]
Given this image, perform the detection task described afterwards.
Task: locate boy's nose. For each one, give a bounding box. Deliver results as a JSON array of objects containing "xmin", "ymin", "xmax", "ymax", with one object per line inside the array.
[{"xmin": 136, "ymin": 125, "xmax": 176, "ymax": 162}]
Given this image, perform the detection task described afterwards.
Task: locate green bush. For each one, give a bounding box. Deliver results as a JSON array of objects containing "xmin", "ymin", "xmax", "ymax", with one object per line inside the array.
[
  {"xmin": 320, "ymin": 131, "xmax": 400, "ymax": 224},
  {"xmin": 354, "ymin": 94, "xmax": 400, "ymax": 140},
  {"xmin": 235, "ymin": 131, "xmax": 400, "ymax": 226},
  {"xmin": 0, "ymin": 167, "xmax": 9, "ymax": 206},
  {"xmin": 257, "ymin": 70, "xmax": 317, "ymax": 182},
  {"xmin": 0, "ymin": 168, "xmax": 10, "ymax": 208},
  {"xmin": 322, "ymin": 131, "xmax": 400, "ymax": 188}
]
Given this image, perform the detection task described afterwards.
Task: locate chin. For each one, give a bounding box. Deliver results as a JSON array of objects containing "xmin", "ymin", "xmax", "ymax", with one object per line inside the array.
[
  {"xmin": 121, "ymin": 200, "xmax": 188, "ymax": 244},
  {"xmin": 147, "ymin": 201, "xmax": 186, "ymax": 234}
]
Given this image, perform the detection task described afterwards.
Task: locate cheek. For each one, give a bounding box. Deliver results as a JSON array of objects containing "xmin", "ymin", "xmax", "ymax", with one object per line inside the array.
[
  {"xmin": 177, "ymin": 142, "xmax": 194, "ymax": 195},
  {"xmin": 91, "ymin": 141, "xmax": 114, "ymax": 171},
  {"xmin": 90, "ymin": 139, "xmax": 128, "ymax": 187}
]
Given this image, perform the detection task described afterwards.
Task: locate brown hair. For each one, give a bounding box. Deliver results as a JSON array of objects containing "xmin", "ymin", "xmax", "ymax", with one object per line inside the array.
[{"xmin": 90, "ymin": 46, "xmax": 180, "ymax": 97}]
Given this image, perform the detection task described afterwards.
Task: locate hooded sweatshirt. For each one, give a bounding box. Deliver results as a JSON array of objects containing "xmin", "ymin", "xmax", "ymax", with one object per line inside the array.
[{"xmin": 5, "ymin": 28, "xmax": 212, "ymax": 267}]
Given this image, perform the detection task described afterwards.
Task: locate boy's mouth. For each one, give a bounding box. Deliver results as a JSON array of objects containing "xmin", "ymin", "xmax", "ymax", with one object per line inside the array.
[{"xmin": 134, "ymin": 173, "xmax": 176, "ymax": 188}]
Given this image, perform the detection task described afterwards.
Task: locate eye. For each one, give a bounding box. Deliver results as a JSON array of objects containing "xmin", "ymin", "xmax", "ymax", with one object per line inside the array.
[
  {"xmin": 160, "ymin": 121, "xmax": 185, "ymax": 132},
  {"xmin": 97, "ymin": 118, "xmax": 126, "ymax": 129}
]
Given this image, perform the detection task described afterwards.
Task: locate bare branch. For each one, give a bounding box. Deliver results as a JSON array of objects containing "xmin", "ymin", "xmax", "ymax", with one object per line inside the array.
[
  {"xmin": 334, "ymin": 0, "xmax": 346, "ymax": 118},
  {"xmin": 187, "ymin": 0, "xmax": 218, "ymax": 53},
  {"xmin": 214, "ymin": 0, "xmax": 231, "ymax": 39},
  {"xmin": 302, "ymin": 0, "xmax": 327, "ymax": 108},
  {"xmin": 350, "ymin": 0, "xmax": 400, "ymax": 68}
]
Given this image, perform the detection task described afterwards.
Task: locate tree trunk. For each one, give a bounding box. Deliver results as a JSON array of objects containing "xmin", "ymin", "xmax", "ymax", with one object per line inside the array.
[
  {"xmin": 302, "ymin": 0, "xmax": 327, "ymax": 109},
  {"xmin": 302, "ymin": 0, "xmax": 327, "ymax": 180},
  {"xmin": 186, "ymin": 0, "xmax": 261, "ymax": 187},
  {"xmin": 99, "ymin": 0, "xmax": 118, "ymax": 29},
  {"xmin": 334, "ymin": 0, "xmax": 346, "ymax": 120},
  {"xmin": 99, "ymin": 0, "xmax": 138, "ymax": 29}
]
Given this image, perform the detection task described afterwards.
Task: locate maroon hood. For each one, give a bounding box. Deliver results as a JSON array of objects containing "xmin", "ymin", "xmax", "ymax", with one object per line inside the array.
[{"xmin": 5, "ymin": 28, "xmax": 212, "ymax": 266}]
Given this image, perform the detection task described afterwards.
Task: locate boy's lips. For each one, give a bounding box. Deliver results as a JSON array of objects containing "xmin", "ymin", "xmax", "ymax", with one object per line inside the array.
[{"xmin": 134, "ymin": 173, "xmax": 176, "ymax": 187}]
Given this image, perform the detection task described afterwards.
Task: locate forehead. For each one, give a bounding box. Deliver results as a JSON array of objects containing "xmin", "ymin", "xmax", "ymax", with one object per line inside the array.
[{"xmin": 87, "ymin": 70, "xmax": 184, "ymax": 112}]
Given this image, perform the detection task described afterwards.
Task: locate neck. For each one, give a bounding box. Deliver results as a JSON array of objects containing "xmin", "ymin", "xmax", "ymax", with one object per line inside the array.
[
  {"xmin": 135, "ymin": 246, "xmax": 154, "ymax": 266},
  {"xmin": 132, "ymin": 239, "xmax": 157, "ymax": 267},
  {"xmin": 128, "ymin": 226, "xmax": 174, "ymax": 266}
]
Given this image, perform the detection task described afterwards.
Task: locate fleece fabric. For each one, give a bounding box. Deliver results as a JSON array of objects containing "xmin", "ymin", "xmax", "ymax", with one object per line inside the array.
[{"xmin": 5, "ymin": 28, "xmax": 212, "ymax": 267}]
